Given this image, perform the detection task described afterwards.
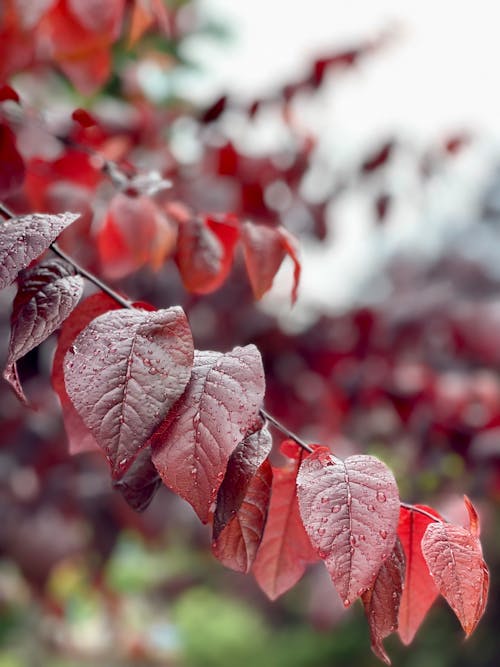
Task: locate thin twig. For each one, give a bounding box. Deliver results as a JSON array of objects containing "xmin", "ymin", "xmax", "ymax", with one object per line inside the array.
[
  {"xmin": 0, "ymin": 202, "xmax": 133, "ymax": 309},
  {"xmin": 260, "ymin": 407, "xmax": 313, "ymax": 453},
  {"xmin": 400, "ymin": 501, "xmax": 443, "ymax": 523},
  {"xmin": 2, "ymin": 200, "xmax": 443, "ymax": 519},
  {"xmin": 50, "ymin": 243, "xmax": 133, "ymax": 309}
]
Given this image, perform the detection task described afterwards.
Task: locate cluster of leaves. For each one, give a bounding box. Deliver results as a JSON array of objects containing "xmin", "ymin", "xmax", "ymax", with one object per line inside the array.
[
  {"xmin": 0, "ymin": 3, "xmax": 494, "ymax": 664},
  {"xmin": 0, "ymin": 207, "xmax": 490, "ymax": 663}
]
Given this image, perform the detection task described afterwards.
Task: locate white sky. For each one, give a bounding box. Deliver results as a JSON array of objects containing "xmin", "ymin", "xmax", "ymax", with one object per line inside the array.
[{"xmin": 186, "ymin": 0, "xmax": 500, "ymax": 321}]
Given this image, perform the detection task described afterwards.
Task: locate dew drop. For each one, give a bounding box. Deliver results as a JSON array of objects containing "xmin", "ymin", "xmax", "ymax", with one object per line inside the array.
[
  {"xmin": 350, "ymin": 535, "xmax": 357, "ymax": 547},
  {"xmin": 380, "ymin": 529, "xmax": 388, "ymax": 540},
  {"xmin": 359, "ymin": 534, "xmax": 366, "ymax": 542},
  {"xmin": 321, "ymin": 516, "xmax": 328, "ymax": 524},
  {"xmin": 320, "ymin": 496, "xmax": 329, "ymax": 504},
  {"xmin": 343, "ymin": 599, "xmax": 350, "ymax": 608},
  {"xmin": 317, "ymin": 527, "xmax": 326, "ymax": 536},
  {"xmin": 368, "ymin": 504, "xmax": 376, "ymax": 512},
  {"xmin": 341, "ymin": 525, "xmax": 348, "ymax": 532},
  {"xmin": 376, "ymin": 491, "xmax": 387, "ymax": 503},
  {"xmin": 331, "ymin": 504, "xmax": 341, "ymax": 514}
]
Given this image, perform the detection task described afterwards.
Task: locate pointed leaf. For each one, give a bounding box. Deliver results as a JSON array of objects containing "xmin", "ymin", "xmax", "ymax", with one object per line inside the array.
[
  {"xmin": 4, "ymin": 259, "xmax": 84, "ymax": 402},
  {"xmin": 361, "ymin": 539, "xmax": 405, "ymax": 665},
  {"xmin": 0, "ymin": 212, "xmax": 79, "ymax": 291},
  {"xmin": 241, "ymin": 221, "xmax": 301, "ymax": 303},
  {"xmin": 213, "ymin": 425, "xmax": 272, "ymax": 539},
  {"xmin": 52, "ymin": 293, "xmax": 120, "ymax": 455},
  {"xmin": 64, "ymin": 307, "xmax": 194, "ymax": 477},
  {"xmin": 97, "ymin": 193, "xmax": 176, "ymax": 279},
  {"xmin": 212, "ymin": 458, "xmax": 272, "ymax": 573},
  {"xmin": 151, "ymin": 345, "xmax": 265, "ymax": 523},
  {"xmin": 112, "ymin": 446, "xmax": 162, "ymax": 512},
  {"xmin": 397, "ymin": 504, "xmax": 441, "ymax": 645},
  {"xmin": 297, "ymin": 448, "xmax": 400, "ymax": 606},
  {"xmin": 463, "ymin": 494, "xmax": 480, "ymax": 537},
  {"xmin": 421, "ymin": 506, "xmax": 489, "ymax": 636},
  {"xmin": 252, "ymin": 457, "xmax": 319, "ymax": 600},
  {"xmin": 175, "ymin": 214, "xmax": 239, "ymax": 294}
]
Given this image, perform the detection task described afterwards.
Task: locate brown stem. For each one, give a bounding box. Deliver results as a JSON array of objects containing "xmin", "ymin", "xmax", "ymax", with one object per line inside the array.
[
  {"xmin": 0, "ymin": 202, "xmax": 133, "ymax": 309},
  {"xmin": 259, "ymin": 407, "xmax": 313, "ymax": 453},
  {"xmin": 2, "ymin": 200, "xmax": 443, "ymax": 518},
  {"xmin": 400, "ymin": 502, "xmax": 444, "ymax": 523}
]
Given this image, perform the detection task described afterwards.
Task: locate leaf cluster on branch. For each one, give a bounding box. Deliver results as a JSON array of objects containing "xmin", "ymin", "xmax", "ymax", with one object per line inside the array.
[{"xmin": 0, "ymin": 3, "xmax": 492, "ymax": 662}]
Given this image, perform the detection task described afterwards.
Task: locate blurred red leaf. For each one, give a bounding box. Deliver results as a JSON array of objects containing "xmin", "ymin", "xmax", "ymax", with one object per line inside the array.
[
  {"xmin": 97, "ymin": 193, "xmax": 177, "ymax": 279},
  {"xmin": 0, "ymin": 122, "xmax": 25, "ymax": 198},
  {"xmin": 241, "ymin": 221, "xmax": 301, "ymax": 303},
  {"xmin": 175, "ymin": 213, "xmax": 239, "ymax": 294}
]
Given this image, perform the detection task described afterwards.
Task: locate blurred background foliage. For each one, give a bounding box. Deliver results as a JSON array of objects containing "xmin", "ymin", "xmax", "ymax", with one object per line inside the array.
[{"xmin": 1, "ymin": 0, "xmax": 500, "ymax": 665}]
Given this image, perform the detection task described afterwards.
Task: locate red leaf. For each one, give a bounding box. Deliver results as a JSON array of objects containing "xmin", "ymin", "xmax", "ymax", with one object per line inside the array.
[
  {"xmin": 397, "ymin": 504, "xmax": 441, "ymax": 645},
  {"xmin": 0, "ymin": 123, "xmax": 25, "ymax": 198},
  {"xmin": 67, "ymin": 0, "xmax": 124, "ymax": 35},
  {"xmin": 71, "ymin": 108, "xmax": 98, "ymax": 128},
  {"xmin": 297, "ymin": 448, "xmax": 400, "ymax": 606},
  {"xmin": 241, "ymin": 221, "xmax": 301, "ymax": 304},
  {"xmin": 52, "ymin": 293, "xmax": 120, "ymax": 455},
  {"xmin": 175, "ymin": 214, "xmax": 239, "ymax": 294},
  {"xmin": 0, "ymin": 212, "xmax": 80, "ymax": 291},
  {"xmin": 421, "ymin": 502, "xmax": 489, "ymax": 637},
  {"xmin": 38, "ymin": 0, "xmax": 122, "ymax": 94},
  {"xmin": 3, "ymin": 259, "xmax": 84, "ymax": 403},
  {"xmin": 151, "ymin": 345, "xmax": 265, "ymax": 523},
  {"xmin": 128, "ymin": 0, "xmax": 170, "ymax": 46},
  {"xmin": 252, "ymin": 456, "xmax": 319, "ymax": 600},
  {"xmin": 0, "ymin": 85, "xmax": 20, "ymax": 103},
  {"xmin": 361, "ymin": 539, "xmax": 405, "ymax": 665},
  {"xmin": 463, "ymin": 494, "xmax": 480, "ymax": 537},
  {"xmin": 97, "ymin": 193, "xmax": 176, "ymax": 279},
  {"xmin": 361, "ymin": 141, "xmax": 394, "ymax": 174},
  {"xmin": 64, "ymin": 307, "xmax": 194, "ymax": 477},
  {"xmin": 201, "ymin": 96, "xmax": 227, "ymax": 124},
  {"xmin": 212, "ymin": 458, "xmax": 272, "ymax": 573},
  {"xmin": 112, "ymin": 446, "xmax": 161, "ymax": 512},
  {"xmin": 213, "ymin": 425, "xmax": 272, "ymax": 539}
]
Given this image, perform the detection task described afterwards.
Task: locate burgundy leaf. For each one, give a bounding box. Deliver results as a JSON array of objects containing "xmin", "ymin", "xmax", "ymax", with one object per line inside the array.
[
  {"xmin": 212, "ymin": 458, "xmax": 272, "ymax": 573},
  {"xmin": 213, "ymin": 424, "xmax": 272, "ymax": 539},
  {"xmin": 0, "ymin": 122, "xmax": 25, "ymax": 198},
  {"xmin": 397, "ymin": 504, "xmax": 441, "ymax": 645},
  {"xmin": 52, "ymin": 293, "xmax": 120, "ymax": 456},
  {"xmin": 151, "ymin": 345, "xmax": 265, "ymax": 523},
  {"xmin": 361, "ymin": 539, "xmax": 405, "ymax": 665},
  {"xmin": 421, "ymin": 501, "xmax": 489, "ymax": 636},
  {"xmin": 175, "ymin": 214, "xmax": 239, "ymax": 294},
  {"xmin": 0, "ymin": 212, "xmax": 80, "ymax": 291},
  {"xmin": 252, "ymin": 457, "xmax": 319, "ymax": 600},
  {"xmin": 3, "ymin": 259, "xmax": 84, "ymax": 402},
  {"xmin": 64, "ymin": 307, "xmax": 194, "ymax": 477},
  {"xmin": 112, "ymin": 446, "xmax": 162, "ymax": 512},
  {"xmin": 241, "ymin": 221, "xmax": 301, "ymax": 303},
  {"xmin": 297, "ymin": 448, "xmax": 400, "ymax": 606}
]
